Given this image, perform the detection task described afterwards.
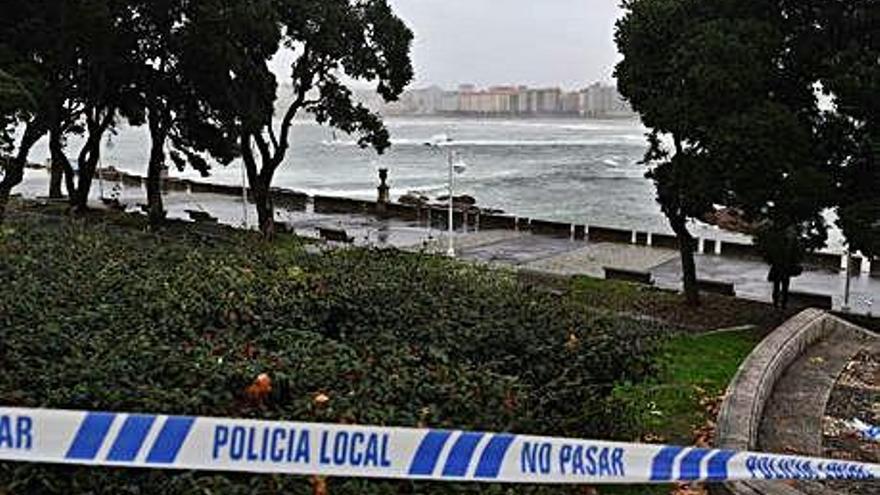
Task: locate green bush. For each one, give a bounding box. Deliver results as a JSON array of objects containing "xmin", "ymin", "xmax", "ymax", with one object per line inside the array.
[{"xmin": 0, "ymin": 216, "xmax": 669, "ymax": 494}]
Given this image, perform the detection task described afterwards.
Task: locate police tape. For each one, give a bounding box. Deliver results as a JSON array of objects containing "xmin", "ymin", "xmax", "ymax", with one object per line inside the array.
[{"xmin": 0, "ymin": 407, "xmax": 877, "ymax": 485}]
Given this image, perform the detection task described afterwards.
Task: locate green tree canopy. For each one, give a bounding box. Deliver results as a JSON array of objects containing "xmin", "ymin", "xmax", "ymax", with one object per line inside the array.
[
  {"xmin": 616, "ymin": 0, "xmax": 837, "ymax": 304},
  {"xmin": 179, "ymin": 0, "xmax": 414, "ymax": 237}
]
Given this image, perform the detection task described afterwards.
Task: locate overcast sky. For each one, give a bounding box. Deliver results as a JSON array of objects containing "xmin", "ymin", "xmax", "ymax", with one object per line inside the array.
[
  {"xmin": 271, "ymin": 1, "xmax": 623, "ymax": 91},
  {"xmin": 388, "ymin": 0, "xmax": 623, "ymax": 90}
]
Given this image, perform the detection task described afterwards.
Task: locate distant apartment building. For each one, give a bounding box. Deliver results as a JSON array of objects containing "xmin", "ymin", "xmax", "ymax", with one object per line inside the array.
[
  {"xmin": 580, "ymin": 83, "xmax": 634, "ymax": 118},
  {"xmin": 379, "ymin": 82, "xmax": 636, "ymax": 118}
]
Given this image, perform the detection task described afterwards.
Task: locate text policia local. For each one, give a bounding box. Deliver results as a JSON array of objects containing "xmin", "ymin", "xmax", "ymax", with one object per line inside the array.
[{"xmin": 212, "ymin": 425, "xmax": 392, "ymax": 467}]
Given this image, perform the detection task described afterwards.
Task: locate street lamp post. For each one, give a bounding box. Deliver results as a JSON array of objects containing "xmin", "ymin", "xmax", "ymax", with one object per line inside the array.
[{"xmin": 447, "ymin": 150, "xmax": 456, "ymax": 257}]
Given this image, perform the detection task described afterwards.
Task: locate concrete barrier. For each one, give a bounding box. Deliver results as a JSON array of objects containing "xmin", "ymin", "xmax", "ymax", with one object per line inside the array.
[
  {"xmin": 588, "ymin": 226, "xmax": 632, "ymax": 244},
  {"xmin": 383, "ymin": 203, "xmax": 419, "ymax": 221},
  {"xmin": 651, "ymin": 233, "xmax": 679, "ymax": 250},
  {"xmin": 429, "ymin": 207, "xmax": 465, "ymax": 229},
  {"xmin": 848, "ymin": 256, "xmax": 863, "ymax": 274},
  {"xmin": 120, "ymin": 172, "xmax": 143, "ymax": 188},
  {"xmin": 164, "ymin": 177, "xmax": 190, "ymax": 192},
  {"xmin": 788, "ymin": 291, "xmax": 833, "ymax": 310},
  {"xmin": 530, "ymin": 219, "xmax": 572, "ymax": 238},
  {"xmin": 573, "ymin": 225, "xmax": 586, "ymax": 241},
  {"xmin": 703, "ymin": 239, "xmax": 718, "ymax": 255},
  {"xmin": 603, "ymin": 267, "xmax": 653, "ymax": 285},
  {"xmin": 697, "ymin": 279, "xmax": 736, "ymax": 296},
  {"xmin": 480, "ymin": 214, "xmax": 517, "ymax": 230},
  {"xmin": 270, "ymin": 188, "xmax": 308, "ymax": 211},
  {"xmin": 803, "ymin": 252, "xmax": 843, "ymax": 272},
  {"xmin": 188, "ymin": 181, "xmax": 214, "ymax": 194},
  {"xmin": 314, "ymin": 196, "xmax": 372, "ymax": 215},
  {"xmin": 721, "ymin": 241, "xmax": 760, "ymax": 259}
]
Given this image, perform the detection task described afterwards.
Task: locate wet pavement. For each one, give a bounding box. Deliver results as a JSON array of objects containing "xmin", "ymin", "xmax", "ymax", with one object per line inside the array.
[
  {"xmin": 14, "ymin": 169, "xmax": 880, "ymax": 316},
  {"xmin": 653, "ymin": 254, "xmax": 880, "ymax": 316}
]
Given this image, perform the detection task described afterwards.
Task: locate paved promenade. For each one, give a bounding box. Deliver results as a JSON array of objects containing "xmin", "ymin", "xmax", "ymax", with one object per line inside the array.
[{"xmin": 15, "ymin": 169, "xmax": 880, "ymax": 316}]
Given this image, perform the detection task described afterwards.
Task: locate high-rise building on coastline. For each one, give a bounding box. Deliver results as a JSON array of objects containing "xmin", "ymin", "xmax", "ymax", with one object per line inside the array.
[{"xmin": 372, "ymin": 82, "xmax": 636, "ymax": 118}]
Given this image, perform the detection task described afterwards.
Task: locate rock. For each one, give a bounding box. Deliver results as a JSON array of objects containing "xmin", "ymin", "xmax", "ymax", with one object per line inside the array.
[
  {"xmin": 435, "ymin": 194, "xmax": 477, "ymax": 207},
  {"xmin": 398, "ymin": 193, "xmax": 429, "ymax": 206}
]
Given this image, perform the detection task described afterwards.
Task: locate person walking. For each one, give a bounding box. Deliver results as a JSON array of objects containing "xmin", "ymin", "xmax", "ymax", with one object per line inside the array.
[{"xmin": 762, "ymin": 225, "xmax": 804, "ymax": 309}]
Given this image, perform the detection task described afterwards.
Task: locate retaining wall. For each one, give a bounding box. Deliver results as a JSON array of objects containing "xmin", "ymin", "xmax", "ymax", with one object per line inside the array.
[
  {"xmin": 588, "ymin": 226, "xmax": 632, "ymax": 244},
  {"xmin": 530, "ymin": 220, "xmax": 572, "ymax": 238}
]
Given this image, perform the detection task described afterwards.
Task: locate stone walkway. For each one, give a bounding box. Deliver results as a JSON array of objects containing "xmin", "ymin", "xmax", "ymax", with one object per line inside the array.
[{"xmin": 758, "ymin": 327, "xmax": 879, "ymax": 495}]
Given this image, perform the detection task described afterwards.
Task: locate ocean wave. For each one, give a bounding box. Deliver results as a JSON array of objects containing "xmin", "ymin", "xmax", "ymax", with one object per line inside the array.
[{"xmin": 322, "ymin": 137, "xmax": 646, "ymax": 148}]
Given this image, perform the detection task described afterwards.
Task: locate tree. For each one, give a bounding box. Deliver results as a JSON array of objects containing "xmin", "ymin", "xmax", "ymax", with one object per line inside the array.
[
  {"xmin": 817, "ymin": 1, "xmax": 880, "ymax": 258},
  {"xmin": 126, "ymin": 0, "xmax": 236, "ymax": 225},
  {"xmin": 65, "ymin": 0, "xmax": 145, "ymax": 212},
  {"xmin": 179, "ymin": 0, "xmax": 414, "ymax": 238},
  {"xmin": 616, "ymin": 0, "xmax": 836, "ymax": 305},
  {"xmin": 0, "ymin": 0, "xmax": 50, "ymax": 222},
  {"xmin": 615, "ymin": 0, "xmax": 735, "ymax": 305}
]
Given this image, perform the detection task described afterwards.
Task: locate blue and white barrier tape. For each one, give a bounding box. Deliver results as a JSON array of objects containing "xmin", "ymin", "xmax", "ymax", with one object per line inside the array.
[{"xmin": 0, "ymin": 407, "xmax": 877, "ymax": 484}]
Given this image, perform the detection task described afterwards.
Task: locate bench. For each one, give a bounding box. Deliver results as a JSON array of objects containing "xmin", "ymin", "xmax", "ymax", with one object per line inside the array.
[
  {"xmin": 788, "ymin": 291, "xmax": 833, "ymax": 310},
  {"xmin": 317, "ymin": 227, "xmax": 354, "ymax": 244},
  {"xmin": 697, "ymin": 279, "xmax": 736, "ymax": 296},
  {"xmin": 603, "ymin": 267, "xmax": 653, "ymax": 285},
  {"xmin": 184, "ymin": 209, "xmax": 218, "ymax": 224}
]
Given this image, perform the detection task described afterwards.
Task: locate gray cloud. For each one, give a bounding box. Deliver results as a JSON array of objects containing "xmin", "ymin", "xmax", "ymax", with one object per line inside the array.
[
  {"xmin": 388, "ymin": 0, "xmax": 623, "ymax": 89},
  {"xmin": 270, "ymin": 1, "xmax": 623, "ymax": 91}
]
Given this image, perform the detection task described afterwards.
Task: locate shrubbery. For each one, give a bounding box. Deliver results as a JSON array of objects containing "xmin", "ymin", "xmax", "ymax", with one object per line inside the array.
[{"xmin": 0, "ymin": 215, "xmax": 669, "ymax": 494}]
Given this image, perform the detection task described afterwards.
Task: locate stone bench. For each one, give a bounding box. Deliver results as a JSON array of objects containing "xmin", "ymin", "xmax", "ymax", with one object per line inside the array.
[
  {"xmin": 317, "ymin": 227, "xmax": 354, "ymax": 244},
  {"xmin": 698, "ymin": 279, "xmax": 736, "ymax": 297},
  {"xmin": 603, "ymin": 267, "xmax": 653, "ymax": 285},
  {"xmin": 184, "ymin": 210, "xmax": 218, "ymax": 224},
  {"xmin": 788, "ymin": 291, "xmax": 833, "ymax": 310}
]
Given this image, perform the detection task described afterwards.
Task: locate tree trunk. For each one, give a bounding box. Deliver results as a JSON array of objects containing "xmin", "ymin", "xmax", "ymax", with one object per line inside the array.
[
  {"xmin": 48, "ymin": 127, "xmax": 68, "ymax": 199},
  {"xmin": 49, "ymin": 164, "xmax": 64, "ymax": 198},
  {"xmin": 0, "ymin": 124, "xmax": 43, "ymax": 223},
  {"xmin": 252, "ymin": 177, "xmax": 275, "ymax": 240},
  {"xmin": 671, "ymin": 216, "xmax": 700, "ymax": 306},
  {"xmin": 73, "ymin": 135, "xmax": 101, "ymax": 213},
  {"xmin": 146, "ymin": 125, "xmax": 167, "ymax": 225}
]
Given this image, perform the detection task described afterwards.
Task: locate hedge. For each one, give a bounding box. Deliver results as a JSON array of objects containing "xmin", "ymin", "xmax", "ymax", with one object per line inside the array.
[{"xmin": 0, "ymin": 215, "xmax": 669, "ymax": 494}]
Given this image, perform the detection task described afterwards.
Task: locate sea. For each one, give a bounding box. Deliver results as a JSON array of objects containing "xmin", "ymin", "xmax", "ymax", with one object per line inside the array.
[{"xmin": 25, "ymin": 116, "xmax": 846, "ymax": 247}]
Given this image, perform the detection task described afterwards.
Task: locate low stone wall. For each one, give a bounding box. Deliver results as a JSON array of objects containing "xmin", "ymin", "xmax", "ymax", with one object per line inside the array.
[
  {"xmin": 270, "ymin": 188, "xmax": 308, "ymax": 212},
  {"xmin": 314, "ymin": 195, "xmax": 374, "ymax": 215},
  {"xmin": 651, "ymin": 233, "xmax": 679, "ymax": 250},
  {"xmin": 721, "ymin": 241, "xmax": 761, "ymax": 259},
  {"xmin": 804, "ymin": 252, "xmax": 843, "ymax": 272},
  {"xmin": 530, "ymin": 219, "xmax": 572, "ymax": 238},
  {"xmin": 480, "ymin": 214, "xmax": 517, "ymax": 230},
  {"xmin": 714, "ymin": 310, "xmax": 871, "ymax": 495},
  {"xmin": 588, "ymin": 226, "xmax": 632, "ymax": 244}
]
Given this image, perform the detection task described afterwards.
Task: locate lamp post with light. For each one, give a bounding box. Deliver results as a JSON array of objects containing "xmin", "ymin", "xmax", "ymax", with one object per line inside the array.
[{"xmin": 427, "ymin": 134, "xmax": 467, "ymax": 257}]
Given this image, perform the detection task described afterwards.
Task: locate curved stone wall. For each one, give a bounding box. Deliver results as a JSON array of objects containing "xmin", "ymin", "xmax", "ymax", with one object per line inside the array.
[{"xmin": 714, "ymin": 309, "xmax": 873, "ymax": 495}]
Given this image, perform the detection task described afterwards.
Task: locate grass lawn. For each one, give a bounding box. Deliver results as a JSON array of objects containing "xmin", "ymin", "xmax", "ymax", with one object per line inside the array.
[{"xmin": 602, "ymin": 329, "xmax": 760, "ymax": 495}]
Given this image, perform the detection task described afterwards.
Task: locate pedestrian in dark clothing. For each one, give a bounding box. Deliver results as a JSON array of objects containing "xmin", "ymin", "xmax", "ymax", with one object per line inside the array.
[{"xmin": 761, "ymin": 225, "xmax": 804, "ymax": 310}]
